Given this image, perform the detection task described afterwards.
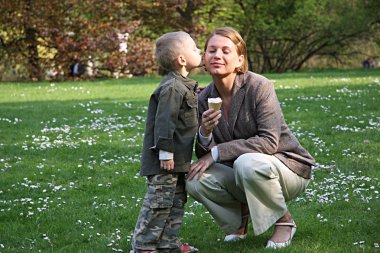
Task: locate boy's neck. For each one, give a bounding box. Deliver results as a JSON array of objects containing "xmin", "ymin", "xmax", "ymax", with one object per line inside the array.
[{"xmin": 177, "ymin": 66, "xmax": 190, "ymax": 77}]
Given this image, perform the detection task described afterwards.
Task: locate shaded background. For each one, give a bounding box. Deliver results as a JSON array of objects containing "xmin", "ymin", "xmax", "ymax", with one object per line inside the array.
[{"xmin": 0, "ymin": 0, "xmax": 379, "ymax": 81}]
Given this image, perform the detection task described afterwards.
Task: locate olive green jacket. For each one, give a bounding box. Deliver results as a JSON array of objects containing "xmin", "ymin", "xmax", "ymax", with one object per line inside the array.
[
  {"xmin": 140, "ymin": 71, "xmax": 198, "ymax": 176},
  {"xmin": 196, "ymin": 71, "xmax": 315, "ymax": 179}
]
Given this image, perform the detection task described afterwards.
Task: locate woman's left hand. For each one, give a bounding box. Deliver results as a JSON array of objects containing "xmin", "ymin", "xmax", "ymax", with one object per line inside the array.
[
  {"xmin": 200, "ymin": 109, "xmax": 222, "ymax": 137},
  {"xmin": 186, "ymin": 152, "xmax": 214, "ymax": 180}
]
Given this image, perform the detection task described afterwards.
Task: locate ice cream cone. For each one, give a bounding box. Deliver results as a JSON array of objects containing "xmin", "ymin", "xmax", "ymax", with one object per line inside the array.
[{"xmin": 208, "ymin": 97, "xmax": 222, "ymax": 110}]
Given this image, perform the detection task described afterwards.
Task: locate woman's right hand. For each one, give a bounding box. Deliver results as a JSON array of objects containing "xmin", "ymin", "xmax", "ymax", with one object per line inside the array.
[
  {"xmin": 200, "ymin": 108, "xmax": 222, "ymax": 137},
  {"xmin": 186, "ymin": 152, "xmax": 215, "ymax": 180}
]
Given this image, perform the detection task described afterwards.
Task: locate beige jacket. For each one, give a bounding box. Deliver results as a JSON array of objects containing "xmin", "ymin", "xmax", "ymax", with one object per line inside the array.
[{"xmin": 195, "ymin": 71, "xmax": 315, "ymax": 179}]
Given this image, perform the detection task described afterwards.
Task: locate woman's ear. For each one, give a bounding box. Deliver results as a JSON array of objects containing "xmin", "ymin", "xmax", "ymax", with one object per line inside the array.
[
  {"xmin": 237, "ymin": 54, "xmax": 244, "ymax": 67},
  {"xmin": 235, "ymin": 54, "xmax": 244, "ymax": 72}
]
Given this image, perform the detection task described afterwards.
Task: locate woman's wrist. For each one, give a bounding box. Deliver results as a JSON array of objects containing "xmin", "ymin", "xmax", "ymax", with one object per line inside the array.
[
  {"xmin": 199, "ymin": 126, "xmax": 212, "ymax": 139},
  {"xmin": 199, "ymin": 127, "xmax": 212, "ymax": 144}
]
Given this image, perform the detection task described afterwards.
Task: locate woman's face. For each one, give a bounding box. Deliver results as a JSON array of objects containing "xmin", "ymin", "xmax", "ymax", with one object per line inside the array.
[{"xmin": 204, "ymin": 35, "xmax": 244, "ymax": 77}]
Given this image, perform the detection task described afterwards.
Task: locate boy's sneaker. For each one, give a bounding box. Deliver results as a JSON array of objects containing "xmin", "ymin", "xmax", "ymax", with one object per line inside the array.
[
  {"xmin": 131, "ymin": 243, "xmax": 198, "ymax": 253},
  {"xmin": 173, "ymin": 243, "xmax": 198, "ymax": 253}
]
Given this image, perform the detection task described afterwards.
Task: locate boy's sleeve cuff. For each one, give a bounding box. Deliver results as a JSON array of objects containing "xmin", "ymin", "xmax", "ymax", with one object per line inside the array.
[{"xmin": 159, "ymin": 150, "xmax": 174, "ymax": 160}]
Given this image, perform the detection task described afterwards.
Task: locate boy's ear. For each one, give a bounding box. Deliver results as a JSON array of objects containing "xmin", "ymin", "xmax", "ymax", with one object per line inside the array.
[{"xmin": 176, "ymin": 55, "xmax": 187, "ymax": 66}]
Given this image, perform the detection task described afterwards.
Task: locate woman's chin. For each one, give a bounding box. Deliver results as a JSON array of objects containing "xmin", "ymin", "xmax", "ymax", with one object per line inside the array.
[
  {"xmin": 210, "ymin": 70, "xmax": 234, "ymax": 78},
  {"xmin": 208, "ymin": 69, "xmax": 224, "ymax": 75}
]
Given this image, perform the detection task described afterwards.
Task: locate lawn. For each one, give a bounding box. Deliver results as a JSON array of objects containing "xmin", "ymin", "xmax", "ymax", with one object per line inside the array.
[{"xmin": 0, "ymin": 69, "xmax": 379, "ymax": 253}]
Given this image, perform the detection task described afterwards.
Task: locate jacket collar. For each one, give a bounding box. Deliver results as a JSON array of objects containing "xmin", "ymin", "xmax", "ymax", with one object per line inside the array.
[
  {"xmin": 169, "ymin": 71, "xmax": 198, "ymax": 91},
  {"xmin": 209, "ymin": 73, "xmax": 247, "ymax": 137},
  {"xmin": 229, "ymin": 73, "xmax": 246, "ymax": 130}
]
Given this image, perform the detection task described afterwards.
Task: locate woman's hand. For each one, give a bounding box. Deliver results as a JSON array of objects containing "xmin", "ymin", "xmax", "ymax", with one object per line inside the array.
[
  {"xmin": 160, "ymin": 159, "xmax": 174, "ymax": 172},
  {"xmin": 200, "ymin": 109, "xmax": 222, "ymax": 137},
  {"xmin": 186, "ymin": 152, "xmax": 214, "ymax": 180}
]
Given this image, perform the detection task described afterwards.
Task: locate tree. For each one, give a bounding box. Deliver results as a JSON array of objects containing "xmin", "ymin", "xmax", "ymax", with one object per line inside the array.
[
  {"xmin": 0, "ymin": 0, "xmax": 207, "ymax": 80},
  {"xmin": 0, "ymin": 0, "xmax": 154, "ymax": 80},
  {"xmin": 122, "ymin": 0, "xmax": 207, "ymax": 76},
  {"xmin": 3, "ymin": 0, "xmax": 377, "ymax": 79},
  {"xmin": 0, "ymin": 0, "xmax": 62, "ymax": 80},
  {"xmin": 45, "ymin": 1, "xmax": 144, "ymax": 78},
  {"xmin": 125, "ymin": 0, "xmax": 207, "ymax": 46},
  {"xmin": 196, "ymin": 0, "xmax": 380, "ymax": 72}
]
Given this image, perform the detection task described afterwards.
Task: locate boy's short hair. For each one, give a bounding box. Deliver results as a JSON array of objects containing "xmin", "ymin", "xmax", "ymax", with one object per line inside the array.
[{"xmin": 155, "ymin": 31, "xmax": 189, "ymax": 73}]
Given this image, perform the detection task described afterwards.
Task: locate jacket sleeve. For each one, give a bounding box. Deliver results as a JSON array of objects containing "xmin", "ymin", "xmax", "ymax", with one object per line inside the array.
[
  {"xmin": 152, "ymin": 85, "xmax": 182, "ymax": 153},
  {"xmin": 194, "ymin": 86, "xmax": 216, "ymax": 158},
  {"xmin": 195, "ymin": 133, "xmax": 217, "ymax": 158}
]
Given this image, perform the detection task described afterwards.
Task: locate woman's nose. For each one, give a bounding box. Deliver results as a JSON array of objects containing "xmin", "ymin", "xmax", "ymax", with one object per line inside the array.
[{"xmin": 215, "ymin": 49, "xmax": 223, "ymax": 58}]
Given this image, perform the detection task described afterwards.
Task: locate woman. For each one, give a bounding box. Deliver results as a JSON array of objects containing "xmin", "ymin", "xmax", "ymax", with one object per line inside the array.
[{"xmin": 186, "ymin": 27, "xmax": 315, "ymax": 249}]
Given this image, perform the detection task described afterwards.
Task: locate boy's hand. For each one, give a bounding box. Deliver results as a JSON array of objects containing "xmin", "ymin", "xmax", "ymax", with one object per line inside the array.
[{"xmin": 160, "ymin": 159, "xmax": 175, "ymax": 172}]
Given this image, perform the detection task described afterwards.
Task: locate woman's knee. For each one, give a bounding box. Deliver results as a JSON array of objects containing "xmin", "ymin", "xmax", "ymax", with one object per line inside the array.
[
  {"xmin": 186, "ymin": 164, "xmax": 233, "ymax": 198},
  {"xmin": 234, "ymin": 153, "xmax": 253, "ymax": 171},
  {"xmin": 185, "ymin": 178, "xmax": 199, "ymax": 198},
  {"xmin": 185, "ymin": 175, "xmax": 215, "ymax": 200},
  {"xmin": 234, "ymin": 153, "xmax": 273, "ymax": 180}
]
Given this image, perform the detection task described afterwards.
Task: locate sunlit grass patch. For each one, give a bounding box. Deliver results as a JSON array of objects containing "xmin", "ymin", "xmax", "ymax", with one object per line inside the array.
[{"xmin": 1, "ymin": 68, "xmax": 379, "ymax": 252}]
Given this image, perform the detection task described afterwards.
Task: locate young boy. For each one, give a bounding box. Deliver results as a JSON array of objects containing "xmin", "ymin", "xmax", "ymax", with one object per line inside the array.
[{"xmin": 131, "ymin": 31, "xmax": 202, "ymax": 253}]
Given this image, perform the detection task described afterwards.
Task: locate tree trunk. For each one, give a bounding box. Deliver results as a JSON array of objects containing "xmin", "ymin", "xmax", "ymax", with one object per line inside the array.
[
  {"xmin": 25, "ymin": 27, "xmax": 42, "ymax": 81},
  {"xmin": 25, "ymin": 0, "xmax": 42, "ymax": 81}
]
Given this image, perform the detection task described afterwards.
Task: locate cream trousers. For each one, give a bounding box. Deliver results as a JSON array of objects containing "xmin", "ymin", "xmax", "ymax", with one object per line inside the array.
[{"xmin": 186, "ymin": 153, "xmax": 310, "ymax": 235}]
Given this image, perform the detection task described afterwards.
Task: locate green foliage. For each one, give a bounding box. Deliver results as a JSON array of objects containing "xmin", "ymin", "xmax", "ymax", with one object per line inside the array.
[
  {"xmin": 0, "ymin": 1, "xmax": 211, "ymax": 81},
  {"xmin": 196, "ymin": 0, "xmax": 380, "ymax": 73},
  {"xmin": 0, "ymin": 0, "xmax": 159, "ymax": 80},
  {"xmin": 0, "ymin": 68, "xmax": 379, "ymax": 252},
  {"xmin": 1, "ymin": 0, "xmax": 379, "ymax": 80}
]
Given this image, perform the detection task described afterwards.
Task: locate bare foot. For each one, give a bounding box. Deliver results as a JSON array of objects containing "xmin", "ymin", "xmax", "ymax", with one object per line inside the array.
[{"xmin": 269, "ymin": 212, "xmax": 294, "ymax": 243}]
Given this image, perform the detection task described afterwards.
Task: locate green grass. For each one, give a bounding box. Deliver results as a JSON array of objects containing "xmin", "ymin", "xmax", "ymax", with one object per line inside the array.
[{"xmin": 0, "ymin": 68, "xmax": 379, "ymax": 253}]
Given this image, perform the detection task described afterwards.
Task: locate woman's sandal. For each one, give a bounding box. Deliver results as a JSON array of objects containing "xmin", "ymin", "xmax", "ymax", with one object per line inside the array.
[
  {"xmin": 265, "ymin": 222, "xmax": 297, "ymax": 249},
  {"xmin": 224, "ymin": 214, "xmax": 250, "ymax": 242}
]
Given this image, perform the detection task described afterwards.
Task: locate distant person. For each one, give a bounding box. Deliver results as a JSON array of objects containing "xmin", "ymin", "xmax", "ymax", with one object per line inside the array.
[
  {"xmin": 131, "ymin": 31, "xmax": 202, "ymax": 253},
  {"xmin": 186, "ymin": 27, "xmax": 316, "ymax": 249},
  {"xmin": 362, "ymin": 58, "xmax": 374, "ymax": 68},
  {"xmin": 70, "ymin": 61, "xmax": 85, "ymax": 77}
]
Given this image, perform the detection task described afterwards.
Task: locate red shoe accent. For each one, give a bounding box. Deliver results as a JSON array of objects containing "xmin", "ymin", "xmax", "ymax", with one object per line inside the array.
[
  {"xmin": 132, "ymin": 243, "xmax": 198, "ymax": 253},
  {"xmin": 179, "ymin": 243, "xmax": 198, "ymax": 253}
]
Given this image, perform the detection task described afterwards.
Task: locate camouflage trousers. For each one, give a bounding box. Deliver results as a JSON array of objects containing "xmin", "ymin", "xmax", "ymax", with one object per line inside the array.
[{"xmin": 132, "ymin": 173, "xmax": 187, "ymax": 252}]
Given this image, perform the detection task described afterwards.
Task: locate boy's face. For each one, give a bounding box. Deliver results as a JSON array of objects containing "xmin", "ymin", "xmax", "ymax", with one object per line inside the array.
[{"xmin": 181, "ymin": 36, "xmax": 202, "ymax": 70}]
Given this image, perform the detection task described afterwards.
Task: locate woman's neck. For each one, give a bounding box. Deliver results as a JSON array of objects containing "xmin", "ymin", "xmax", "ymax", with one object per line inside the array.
[{"xmin": 212, "ymin": 73, "xmax": 236, "ymax": 98}]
